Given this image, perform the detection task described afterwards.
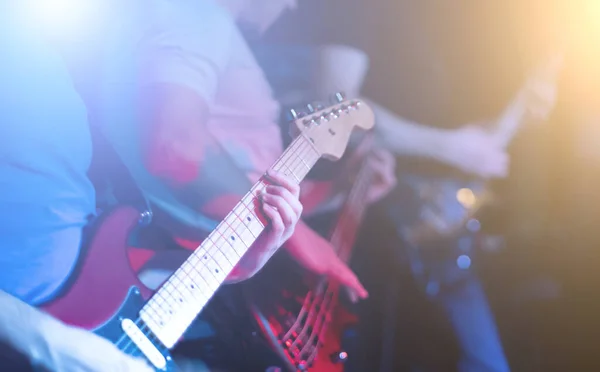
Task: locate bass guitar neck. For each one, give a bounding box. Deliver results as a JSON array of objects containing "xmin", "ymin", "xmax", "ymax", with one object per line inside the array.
[{"xmin": 247, "ymin": 137, "xmax": 376, "ymax": 372}]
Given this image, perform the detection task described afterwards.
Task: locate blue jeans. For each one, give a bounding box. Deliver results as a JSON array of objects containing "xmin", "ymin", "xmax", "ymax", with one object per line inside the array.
[
  {"xmin": 398, "ymin": 232, "xmax": 511, "ymax": 372},
  {"xmin": 405, "ymin": 230, "xmax": 510, "ymax": 372},
  {"xmin": 347, "ymin": 251, "xmax": 510, "ymax": 372},
  {"xmin": 435, "ymin": 275, "xmax": 510, "ymax": 372}
]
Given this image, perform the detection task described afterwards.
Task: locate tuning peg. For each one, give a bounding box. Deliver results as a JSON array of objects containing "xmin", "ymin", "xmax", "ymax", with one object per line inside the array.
[
  {"xmin": 333, "ymin": 92, "xmax": 346, "ymax": 103},
  {"xmin": 315, "ymin": 102, "xmax": 327, "ymax": 110},
  {"xmin": 306, "ymin": 103, "xmax": 315, "ymax": 113},
  {"xmin": 287, "ymin": 108, "xmax": 308, "ymax": 122},
  {"xmin": 290, "ymin": 108, "xmax": 312, "ymax": 122}
]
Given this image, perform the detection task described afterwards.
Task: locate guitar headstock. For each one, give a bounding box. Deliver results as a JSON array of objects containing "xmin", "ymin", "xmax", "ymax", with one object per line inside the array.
[{"xmin": 288, "ymin": 94, "xmax": 375, "ymax": 161}]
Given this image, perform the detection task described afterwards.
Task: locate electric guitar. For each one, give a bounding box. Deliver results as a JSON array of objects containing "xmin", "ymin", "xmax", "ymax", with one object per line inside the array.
[
  {"xmin": 41, "ymin": 97, "xmax": 375, "ymax": 371},
  {"xmin": 386, "ymin": 54, "xmax": 563, "ymax": 289},
  {"xmin": 246, "ymin": 135, "xmax": 376, "ymax": 372}
]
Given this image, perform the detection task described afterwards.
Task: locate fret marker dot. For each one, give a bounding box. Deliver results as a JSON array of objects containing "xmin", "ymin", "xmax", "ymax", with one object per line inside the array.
[
  {"xmin": 204, "ymin": 255, "xmax": 207, "ymax": 260},
  {"xmin": 179, "ymin": 298, "xmax": 183, "ymax": 302},
  {"xmin": 231, "ymin": 236, "xmax": 235, "ymax": 240},
  {"xmin": 215, "ymin": 269, "xmax": 219, "ymax": 273},
  {"xmin": 190, "ymin": 284, "xmax": 195, "ymax": 289},
  {"xmin": 247, "ymin": 216, "xmax": 251, "ymax": 221}
]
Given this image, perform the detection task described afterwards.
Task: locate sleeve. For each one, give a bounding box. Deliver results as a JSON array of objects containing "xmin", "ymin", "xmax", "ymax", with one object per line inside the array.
[{"xmin": 138, "ymin": 0, "xmax": 236, "ymax": 103}]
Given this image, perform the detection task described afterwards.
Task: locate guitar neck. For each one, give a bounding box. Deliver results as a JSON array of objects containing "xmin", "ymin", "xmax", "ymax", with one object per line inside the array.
[
  {"xmin": 140, "ymin": 134, "xmax": 321, "ymax": 348},
  {"xmin": 328, "ymin": 153, "xmax": 374, "ymax": 263},
  {"xmin": 492, "ymin": 88, "xmax": 531, "ymax": 149},
  {"xmin": 493, "ymin": 52, "xmax": 561, "ymax": 149}
]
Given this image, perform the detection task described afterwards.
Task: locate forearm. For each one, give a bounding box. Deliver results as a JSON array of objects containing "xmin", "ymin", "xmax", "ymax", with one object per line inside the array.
[
  {"xmin": 300, "ymin": 179, "xmax": 345, "ymax": 216},
  {"xmin": 226, "ymin": 245, "xmax": 276, "ymax": 283},
  {"xmin": 362, "ymin": 98, "xmax": 451, "ymax": 160},
  {"xmin": 226, "ymin": 218, "xmax": 315, "ymax": 283}
]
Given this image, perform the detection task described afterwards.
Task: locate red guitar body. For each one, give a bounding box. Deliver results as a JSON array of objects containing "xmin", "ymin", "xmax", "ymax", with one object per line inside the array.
[
  {"xmin": 298, "ymin": 305, "xmax": 358, "ymax": 372},
  {"xmin": 41, "ymin": 206, "xmax": 153, "ymax": 329},
  {"xmin": 249, "ymin": 274, "xmax": 359, "ymax": 372},
  {"xmin": 304, "ymin": 306, "xmax": 358, "ymax": 372}
]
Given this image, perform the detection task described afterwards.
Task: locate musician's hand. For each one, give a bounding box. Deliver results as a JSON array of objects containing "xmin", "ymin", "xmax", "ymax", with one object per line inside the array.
[
  {"xmin": 285, "ymin": 222, "xmax": 368, "ymax": 302},
  {"xmin": 259, "ymin": 170, "xmax": 303, "ymax": 246},
  {"xmin": 345, "ymin": 137, "xmax": 396, "ymax": 205},
  {"xmin": 361, "ymin": 149, "xmax": 397, "ymax": 204},
  {"xmin": 229, "ymin": 170, "xmax": 302, "ymax": 281},
  {"xmin": 442, "ymin": 126, "xmax": 509, "ymax": 179}
]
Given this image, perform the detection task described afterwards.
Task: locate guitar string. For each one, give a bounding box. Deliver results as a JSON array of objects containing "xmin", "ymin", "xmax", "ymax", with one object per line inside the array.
[
  {"xmin": 293, "ymin": 164, "xmax": 373, "ymax": 363},
  {"xmin": 290, "ymin": 184, "xmax": 370, "ymax": 361},
  {"xmin": 282, "ymin": 154, "xmax": 372, "ymax": 347},
  {"xmin": 283, "ymin": 189, "xmax": 366, "ymax": 357},
  {"xmin": 286, "ymin": 164, "xmax": 373, "ymax": 362}
]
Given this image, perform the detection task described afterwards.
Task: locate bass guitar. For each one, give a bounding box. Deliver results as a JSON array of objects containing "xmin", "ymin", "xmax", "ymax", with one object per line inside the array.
[
  {"xmin": 41, "ymin": 97, "xmax": 375, "ymax": 371},
  {"xmin": 246, "ymin": 135, "xmax": 377, "ymax": 372}
]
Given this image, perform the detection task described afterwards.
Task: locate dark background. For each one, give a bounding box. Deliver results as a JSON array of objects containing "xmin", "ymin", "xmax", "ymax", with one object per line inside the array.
[{"xmin": 258, "ymin": 1, "xmax": 600, "ymax": 370}]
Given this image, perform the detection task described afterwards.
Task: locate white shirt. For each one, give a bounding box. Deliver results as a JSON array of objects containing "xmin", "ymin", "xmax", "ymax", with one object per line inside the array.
[{"xmin": 139, "ymin": 0, "xmax": 282, "ymax": 181}]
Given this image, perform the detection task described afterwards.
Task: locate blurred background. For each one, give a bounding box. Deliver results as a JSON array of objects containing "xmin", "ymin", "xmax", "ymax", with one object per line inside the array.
[{"xmin": 247, "ymin": 0, "xmax": 600, "ymax": 370}]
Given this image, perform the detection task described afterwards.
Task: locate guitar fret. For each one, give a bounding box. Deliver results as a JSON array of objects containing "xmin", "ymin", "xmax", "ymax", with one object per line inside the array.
[
  {"xmin": 199, "ymin": 248, "xmax": 226, "ymax": 275},
  {"xmin": 287, "ymin": 164, "xmax": 301, "ymax": 182},
  {"xmin": 203, "ymin": 254, "xmax": 227, "ymax": 281},
  {"xmin": 177, "ymin": 278, "xmax": 204, "ymax": 304},
  {"xmin": 188, "ymin": 255, "xmax": 219, "ymax": 289},
  {"xmin": 284, "ymin": 151, "xmax": 301, "ymax": 180},
  {"xmin": 165, "ymin": 280, "xmax": 187, "ymax": 305},
  {"xmin": 222, "ymin": 218, "xmax": 247, "ymax": 250},
  {"xmin": 182, "ymin": 272, "xmax": 206, "ymax": 299},
  {"xmin": 214, "ymin": 225, "xmax": 244, "ymax": 258},
  {"xmin": 174, "ymin": 271, "xmax": 201, "ymax": 299},
  {"xmin": 294, "ymin": 139, "xmax": 313, "ymax": 174},
  {"xmin": 232, "ymin": 214, "xmax": 256, "ymax": 247},
  {"xmin": 212, "ymin": 249, "xmax": 233, "ymax": 273},
  {"xmin": 240, "ymin": 195, "xmax": 264, "ymax": 229},
  {"xmin": 299, "ymin": 157, "xmax": 310, "ymax": 170}
]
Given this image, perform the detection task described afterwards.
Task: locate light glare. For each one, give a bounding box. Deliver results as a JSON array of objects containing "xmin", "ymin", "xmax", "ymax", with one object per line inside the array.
[{"xmin": 26, "ymin": 0, "xmax": 103, "ymax": 43}]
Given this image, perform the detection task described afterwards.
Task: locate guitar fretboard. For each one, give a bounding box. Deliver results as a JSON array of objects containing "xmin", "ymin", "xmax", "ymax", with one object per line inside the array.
[
  {"xmin": 329, "ymin": 154, "xmax": 374, "ymax": 262},
  {"xmin": 140, "ymin": 134, "xmax": 321, "ymax": 348},
  {"xmin": 493, "ymin": 89, "xmax": 531, "ymax": 149},
  {"xmin": 279, "ymin": 147, "xmax": 375, "ymax": 368}
]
